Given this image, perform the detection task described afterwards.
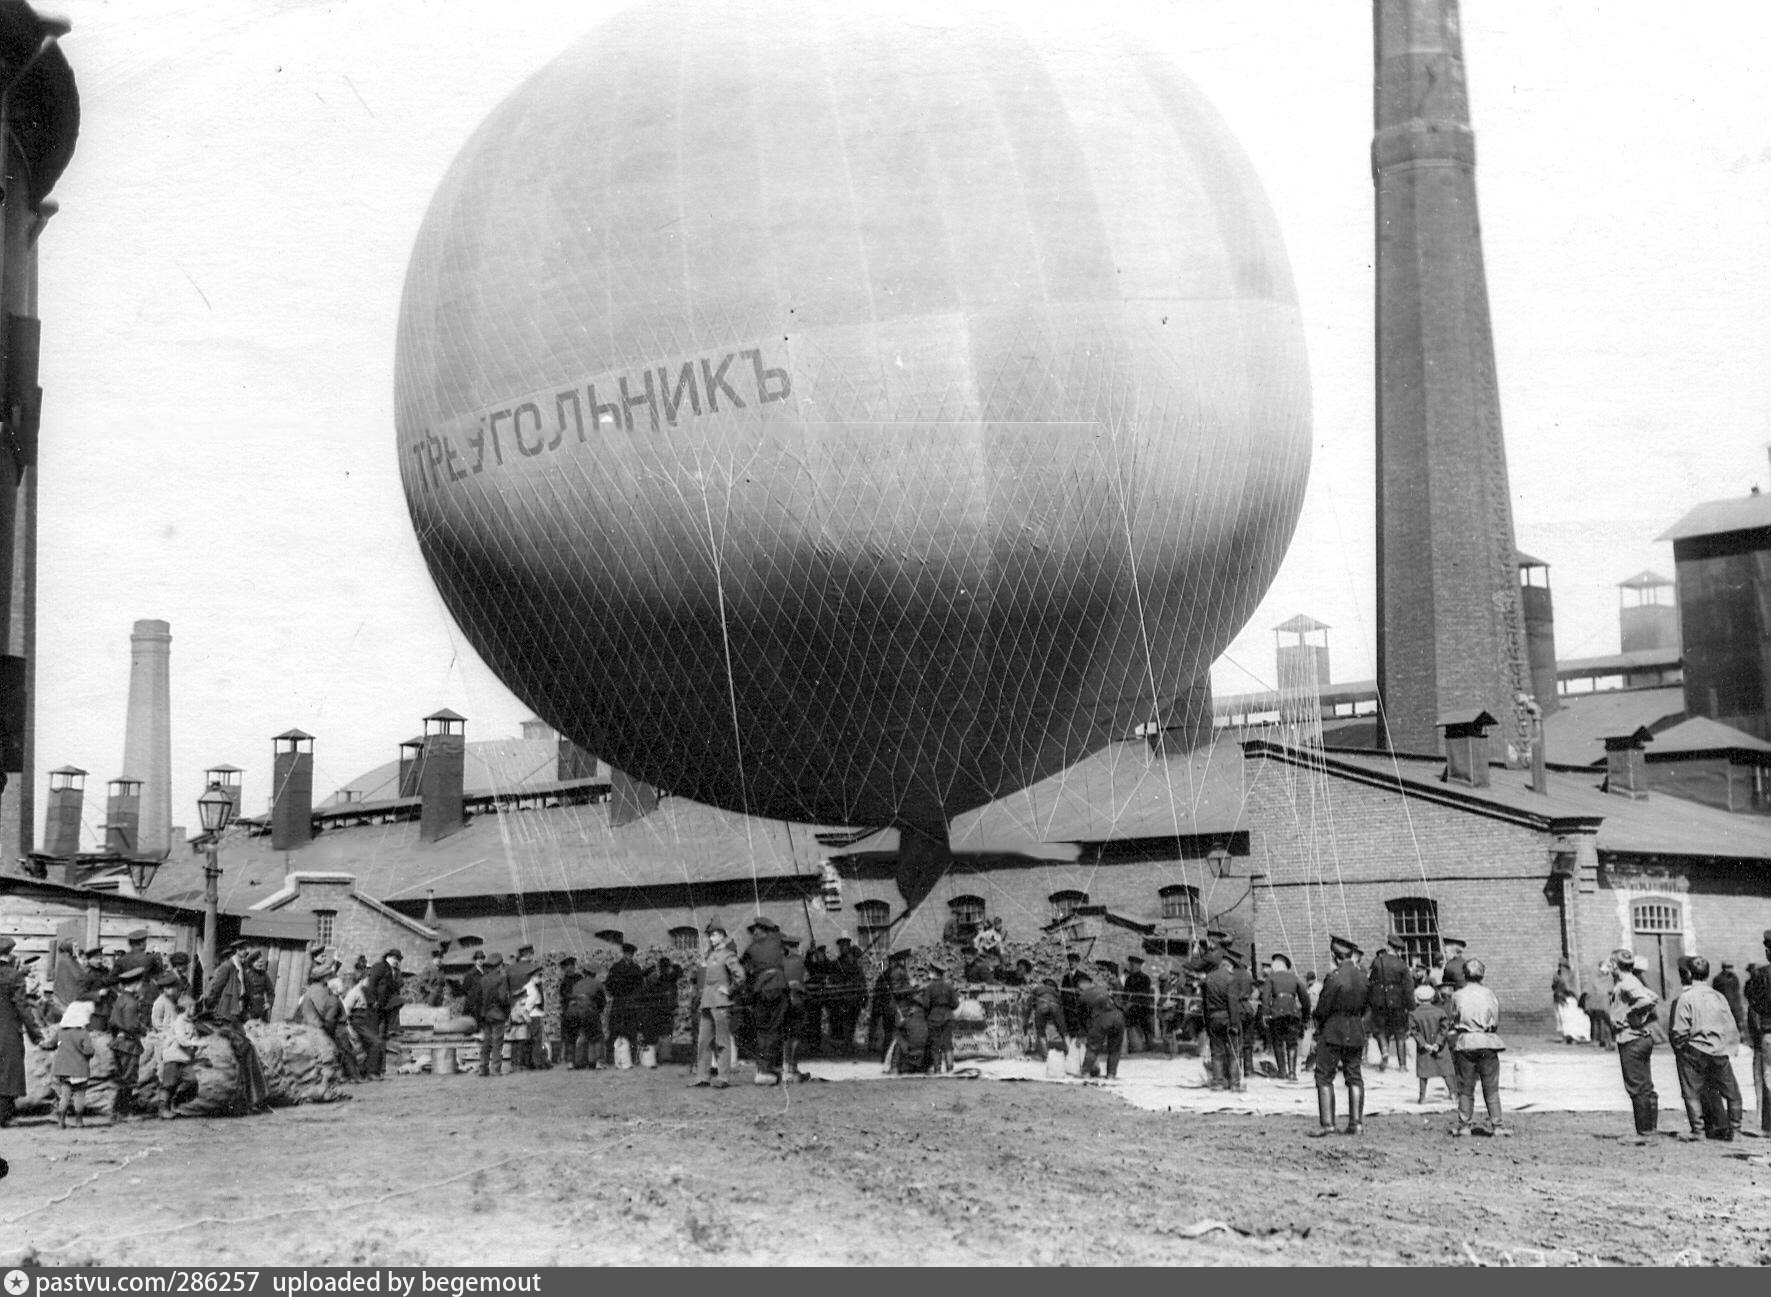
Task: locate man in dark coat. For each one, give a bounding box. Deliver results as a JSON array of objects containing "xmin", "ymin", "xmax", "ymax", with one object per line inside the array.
[
  {"xmin": 1025, "ymin": 976, "xmax": 1067, "ymax": 1054},
  {"xmin": 1714, "ymin": 961, "xmax": 1746, "ymax": 1036},
  {"xmin": 1367, "ymin": 935, "xmax": 1416, "ymax": 1072},
  {"xmin": 460, "ymin": 950, "xmax": 487, "ymax": 1020},
  {"xmin": 243, "ymin": 952, "xmax": 274, "ymax": 1023},
  {"xmin": 828, "ymin": 935, "xmax": 866, "ymax": 1056},
  {"xmin": 781, "ymin": 939, "xmax": 811, "ymax": 1080},
  {"xmin": 1058, "ymin": 953, "xmax": 1086, "ymax": 1046},
  {"xmin": 603, "ymin": 943, "xmax": 648, "ymax": 1062},
  {"xmin": 1202, "ymin": 953, "xmax": 1245, "ymax": 1091},
  {"xmin": 1260, "ymin": 953, "xmax": 1310, "ymax": 1081},
  {"xmin": 741, "ymin": 918, "xmax": 789, "ymax": 1084},
  {"xmin": 109, "ymin": 965, "xmax": 150, "ymax": 1120},
  {"xmin": 80, "ymin": 947, "xmax": 116, "ymax": 1033},
  {"xmin": 166, "ymin": 952, "xmax": 193, "ymax": 999},
  {"xmin": 474, "ymin": 952, "xmax": 512, "ymax": 1076},
  {"xmin": 1075, "ymin": 971, "xmax": 1126, "ymax": 1080},
  {"xmin": 923, "ymin": 960, "xmax": 960, "ymax": 1074},
  {"xmin": 1310, "ymin": 935, "xmax": 1373, "ymax": 1137},
  {"xmin": 362, "ymin": 948, "xmax": 406, "ymax": 1078},
  {"xmin": 112, "ymin": 929, "xmax": 163, "ymax": 987},
  {"xmin": 1440, "ymin": 938, "xmax": 1470, "ymax": 990},
  {"xmin": 0, "ymin": 936, "xmax": 46, "ymax": 1127},
  {"xmin": 1746, "ymin": 932, "xmax": 1771, "ymax": 1135},
  {"xmin": 560, "ymin": 957, "xmax": 606, "ymax": 1070},
  {"xmin": 1122, "ymin": 955, "xmax": 1155, "ymax": 1052},
  {"xmin": 202, "ymin": 941, "xmax": 249, "ymax": 1025},
  {"xmin": 867, "ymin": 957, "xmax": 898, "ymax": 1058}
]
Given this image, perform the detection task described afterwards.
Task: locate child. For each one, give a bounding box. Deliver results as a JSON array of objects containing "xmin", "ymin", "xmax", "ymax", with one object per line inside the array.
[
  {"xmin": 158, "ymin": 995, "xmax": 201, "ymax": 1120},
  {"xmin": 48, "ymin": 1000, "xmax": 97, "ymax": 1128},
  {"xmin": 1409, "ymin": 983, "xmax": 1455, "ymax": 1103}
]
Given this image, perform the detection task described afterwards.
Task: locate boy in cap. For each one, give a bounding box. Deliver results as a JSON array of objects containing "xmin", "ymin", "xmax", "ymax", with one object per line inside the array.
[
  {"xmin": 1607, "ymin": 948, "xmax": 1662, "ymax": 1143},
  {"xmin": 1669, "ymin": 955, "xmax": 1748, "ymax": 1141},
  {"xmin": 109, "ymin": 964, "xmax": 150, "ymax": 1120},
  {"xmin": 1309, "ymin": 936, "xmax": 1371, "ymax": 1136}
]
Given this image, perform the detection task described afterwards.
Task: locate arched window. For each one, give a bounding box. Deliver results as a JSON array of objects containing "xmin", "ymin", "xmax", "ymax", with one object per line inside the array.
[
  {"xmin": 1385, "ymin": 897, "xmax": 1439, "ymax": 966},
  {"xmin": 1049, "ymin": 890, "xmax": 1089, "ymax": 922},
  {"xmin": 1159, "ymin": 885, "xmax": 1204, "ymax": 927},
  {"xmin": 854, "ymin": 899, "xmax": 891, "ymax": 951},
  {"xmin": 948, "ymin": 894, "xmax": 986, "ymax": 930},
  {"xmin": 668, "ymin": 926, "xmax": 699, "ymax": 953}
]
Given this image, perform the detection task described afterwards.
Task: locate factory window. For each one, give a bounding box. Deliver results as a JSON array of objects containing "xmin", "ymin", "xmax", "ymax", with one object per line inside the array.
[
  {"xmin": 1159, "ymin": 885, "xmax": 1204, "ymax": 927},
  {"xmin": 1049, "ymin": 890, "xmax": 1089, "ymax": 922},
  {"xmin": 314, "ymin": 910, "xmax": 335, "ymax": 947},
  {"xmin": 668, "ymin": 926, "xmax": 699, "ymax": 953},
  {"xmin": 946, "ymin": 895, "xmax": 986, "ymax": 944},
  {"xmin": 1385, "ymin": 897, "xmax": 1440, "ymax": 967},
  {"xmin": 1631, "ymin": 899, "xmax": 1681, "ymax": 934},
  {"xmin": 854, "ymin": 899, "xmax": 891, "ymax": 951}
]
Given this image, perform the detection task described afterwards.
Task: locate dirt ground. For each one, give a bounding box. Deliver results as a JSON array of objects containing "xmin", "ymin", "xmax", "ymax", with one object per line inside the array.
[{"xmin": 4, "ymin": 1062, "xmax": 1770, "ymax": 1268}]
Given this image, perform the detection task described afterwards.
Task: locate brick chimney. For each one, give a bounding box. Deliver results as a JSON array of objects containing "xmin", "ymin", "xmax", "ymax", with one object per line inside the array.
[
  {"xmin": 397, "ymin": 735, "xmax": 424, "ymax": 799},
  {"xmin": 104, "ymin": 775, "xmax": 141, "ymax": 854},
  {"xmin": 1603, "ymin": 727, "xmax": 1653, "ymax": 800},
  {"xmin": 271, "ymin": 730, "xmax": 315, "ymax": 851},
  {"xmin": 121, "ymin": 620, "xmax": 173, "ymax": 857},
  {"xmin": 419, "ymin": 709, "xmax": 466, "ymax": 842},
  {"xmin": 205, "ymin": 764, "xmax": 243, "ymax": 823},
  {"xmin": 1439, "ymin": 710, "xmax": 1497, "ymax": 789},
  {"xmin": 42, "ymin": 765, "xmax": 85, "ymax": 857}
]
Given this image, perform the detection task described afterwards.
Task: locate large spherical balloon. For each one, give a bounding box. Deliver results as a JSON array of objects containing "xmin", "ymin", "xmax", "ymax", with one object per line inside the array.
[{"xmin": 395, "ymin": 0, "xmax": 1310, "ymax": 833}]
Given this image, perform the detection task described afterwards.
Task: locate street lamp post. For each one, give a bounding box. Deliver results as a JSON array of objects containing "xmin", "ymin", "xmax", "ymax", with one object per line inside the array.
[{"xmin": 197, "ymin": 782, "xmax": 236, "ymax": 983}]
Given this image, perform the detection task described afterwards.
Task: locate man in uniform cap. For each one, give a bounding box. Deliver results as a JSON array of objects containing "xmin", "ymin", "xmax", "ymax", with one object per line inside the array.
[
  {"xmin": 1122, "ymin": 955, "xmax": 1155, "ymax": 1054},
  {"xmin": 1261, "ymin": 954, "xmax": 1310, "ymax": 1081},
  {"xmin": 1744, "ymin": 930, "xmax": 1771, "ymax": 1134},
  {"xmin": 1202, "ymin": 949, "xmax": 1247, "ymax": 1091},
  {"xmin": 827, "ymin": 934, "xmax": 866, "ymax": 1056},
  {"xmin": 113, "ymin": 929, "xmax": 163, "ymax": 988},
  {"xmin": 474, "ymin": 952, "xmax": 512, "ymax": 1076},
  {"xmin": 1368, "ymin": 934, "xmax": 1416, "ymax": 1073},
  {"xmin": 923, "ymin": 959, "xmax": 960, "ymax": 1074},
  {"xmin": 1059, "ymin": 952, "xmax": 1087, "ymax": 1055},
  {"xmin": 1606, "ymin": 947, "xmax": 1662, "ymax": 1143},
  {"xmin": 604, "ymin": 941, "xmax": 647, "ymax": 1067},
  {"xmin": 1440, "ymin": 938, "xmax": 1470, "ymax": 990},
  {"xmin": 742, "ymin": 917, "xmax": 789, "ymax": 1083},
  {"xmin": 0, "ymin": 936, "xmax": 46, "ymax": 1127},
  {"xmin": 1309, "ymin": 936, "xmax": 1373, "ymax": 1136}
]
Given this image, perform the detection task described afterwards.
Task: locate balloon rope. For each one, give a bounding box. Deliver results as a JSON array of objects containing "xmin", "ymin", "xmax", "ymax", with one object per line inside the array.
[{"xmin": 696, "ymin": 483, "xmax": 762, "ymax": 914}]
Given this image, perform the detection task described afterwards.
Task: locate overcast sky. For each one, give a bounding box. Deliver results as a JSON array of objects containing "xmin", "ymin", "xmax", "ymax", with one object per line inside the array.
[{"xmin": 32, "ymin": 0, "xmax": 1771, "ymax": 842}]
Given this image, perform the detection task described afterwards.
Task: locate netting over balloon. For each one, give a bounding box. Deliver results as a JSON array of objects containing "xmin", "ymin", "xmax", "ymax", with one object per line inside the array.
[{"xmin": 394, "ymin": 1, "xmax": 1311, "ymax": 835}]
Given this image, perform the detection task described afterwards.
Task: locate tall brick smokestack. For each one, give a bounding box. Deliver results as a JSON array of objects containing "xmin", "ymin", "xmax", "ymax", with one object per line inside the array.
[
  {"xmin": 419, "ymin": 709, "xmax": 466, "ymax": 842},
  {"xmin": 120, "ymin": 619, "xmax": 172, "ymax": 856},
  {"xmin": 271, "ymin": 730, "xmax": 314, "ymax": 852},
  {"xmin": 1373, "ymin": 0, "xmax": 1532, "ymax": 756}
]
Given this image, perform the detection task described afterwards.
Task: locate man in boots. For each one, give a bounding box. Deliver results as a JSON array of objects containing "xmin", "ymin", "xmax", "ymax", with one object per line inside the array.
[
  {"xmin": 1309, "ymin": 936, "xmax": 1371, "ymax": 1137},
  {"xmin": 741, "ymin": 916, "xmax": 789, "ymax": 1084},
  {"xmin": 1261, "ymin": 953, "xmax": 1309, "ymax": 1081},
  {"xmin": 1608, "ymin": 948, "xmax": 1662, "ymax": 1144},
  {"xmin": 1075, "ymin": 970, "xmax": 1126, "ymax": 1080},
  {"xmin": 923, "ymin": 960, "xmax": 960, "ymax": 1074},
  {"xmin": 1202, "ymin": 948, "xmax": 1242, "ymax": 1091},
  {"xmin": 1368, "ymin": 934, "xmax": 1415, "ymax": 1072}
]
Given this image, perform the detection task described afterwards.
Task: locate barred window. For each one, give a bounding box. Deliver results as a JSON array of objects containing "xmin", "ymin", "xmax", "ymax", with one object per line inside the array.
[
  {"xmin": 1632, "ymin": 899, "xmax": 1681, "ymax": 934},
  {"xmin": 314, "ymin": 910, "xmax": 334, "ymax": 946},
  {"xmin": 1385, "ymin": 897, "xmax": 1440, "ymax": 966},
  {"xmin": 948, "ymin": 895, "xmax": 985, "ymax": 926},
  {"xmin": 1049, "ymin": 890, "xmax": 1089, "ymax": 922},
  {"xmin": 668, "ymin": 926, "xmax": 699, "ymax": 953},
  {"xmin": 1159, "ymin": 885, "xmax": 1204, "ymax": 926},
  {"xmin": 855, "ymin": 899, "xmax": 891, "ymax": 951}
]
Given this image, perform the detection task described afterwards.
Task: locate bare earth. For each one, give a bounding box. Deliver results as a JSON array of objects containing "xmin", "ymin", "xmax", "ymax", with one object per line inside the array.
[{"xmin": 4, "ymin": 1062, "xmax": 1770, "ymax": 1268}]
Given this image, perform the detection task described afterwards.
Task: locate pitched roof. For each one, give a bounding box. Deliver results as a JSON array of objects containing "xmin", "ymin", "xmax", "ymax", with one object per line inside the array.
[
  {"xmin": 326, "ymin": 737, "xmax": 576, "ymax": 806},
  {"xmin": 1541, "ymin": 687, "xmax": 1686, "ymax": 766},
  {"xmin": 1646, "ymin": 715, "xmax": 1771, "ymax": 759},
  {"xmin": 1619, "ymin": 570, "xmax": 1673, "ymax": 590},
  {"xmin": 1658, "ymin": 494, "xmax": 1771, "ymax": 542},
  {"xmin": 1247, "ymin": 741, "xmax": 1771, "ymax": 861}
]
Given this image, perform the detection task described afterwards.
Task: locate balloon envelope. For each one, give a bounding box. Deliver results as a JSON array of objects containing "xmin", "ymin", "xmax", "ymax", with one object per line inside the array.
[{"xmin": 395, "ymin": 0, "xmax": 1311, "ymax": 831}]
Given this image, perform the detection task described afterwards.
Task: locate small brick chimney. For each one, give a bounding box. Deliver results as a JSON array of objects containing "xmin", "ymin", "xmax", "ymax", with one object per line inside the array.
[
  {"xmin": 397, "ymin": 735, "xmax": 425, "ymax": 799},
  {"xmin": 271, "ymin": 730, "xmax": 315, "ymax": 851},
  {"xmin": 205, "ymin": 764, "xmax": 243, "ymax": 823},
  {"xmin": 105, "ymin": 775, "xmax": 142, "ymax": 854},
  {"xmin": 1438, "ymin": 710, "xmax": 1497, "ymax": 789},
  {"xmin": 42, "ymin": 765, "xmax": 86, "ymax": 857},
  {"xmin": 419, "ymin": 709, "xmax": 467, "ymax": 842},
  {"xmin": 1603, "ymin": 727, "xmax": 1653, "ymax": 800}
]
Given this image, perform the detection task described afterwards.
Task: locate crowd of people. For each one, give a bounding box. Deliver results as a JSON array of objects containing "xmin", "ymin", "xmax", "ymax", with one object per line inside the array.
[{"xmin": 5, "ymin": 917, "xmax": 1770, "ymax": 1149}]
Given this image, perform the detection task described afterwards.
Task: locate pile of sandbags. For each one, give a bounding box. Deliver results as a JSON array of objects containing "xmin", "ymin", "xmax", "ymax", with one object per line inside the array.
[{"xmin": 244, "ymin": 1021, "xmax": 347, "ymax": 1105}]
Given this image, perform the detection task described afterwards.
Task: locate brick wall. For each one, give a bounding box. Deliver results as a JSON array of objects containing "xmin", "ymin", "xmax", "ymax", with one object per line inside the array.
[{"xmin": 269, "ymin": 876, "xmax": 429, "ymax": 968}]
